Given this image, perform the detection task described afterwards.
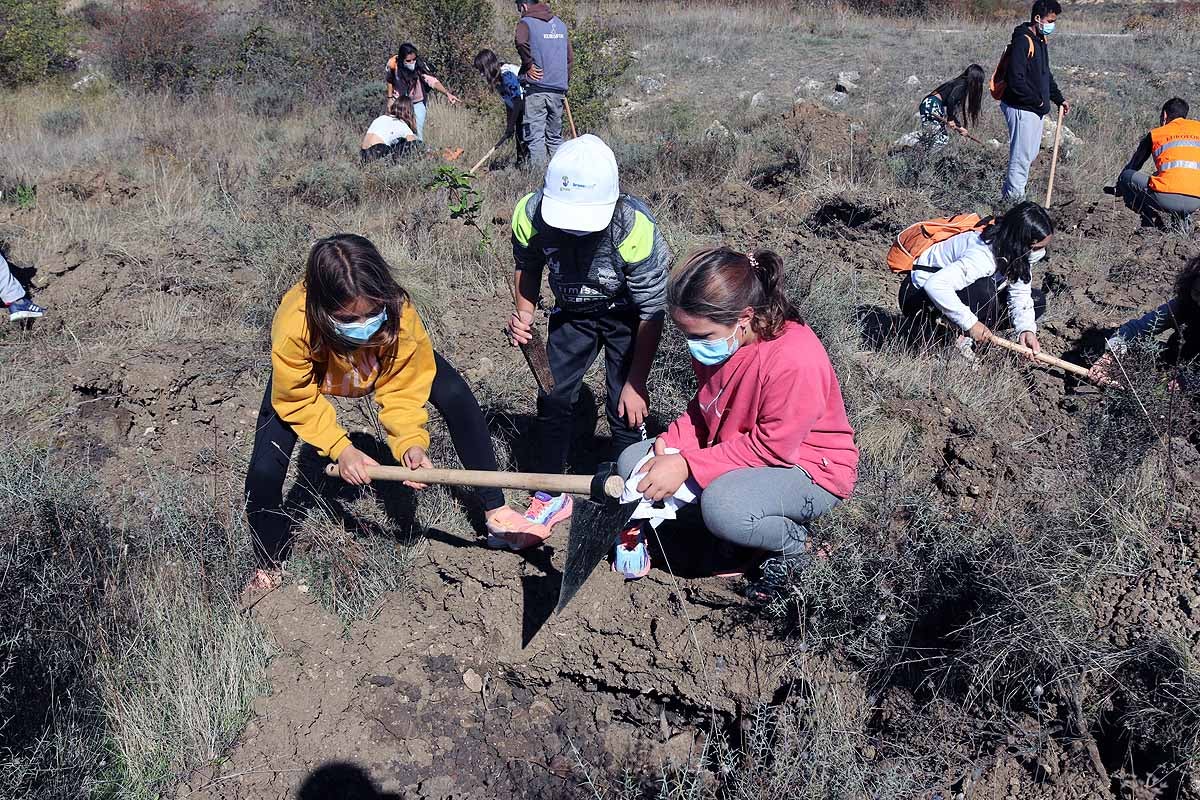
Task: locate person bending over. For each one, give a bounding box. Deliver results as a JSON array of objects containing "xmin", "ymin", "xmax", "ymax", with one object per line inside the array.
[
  {"xmin": 473, "ymin": 49, "xmax": 529, "ymax": 166},
  {"xmin": 244, "ymin": 234, "xmax": 547, "ymax": 591},
  {"xmin": 361, "ymin": 96, "xmax": 419, "ymax": 163},
  {"xmin": 918, "ymin": 64, "xmax": 985, "ymax": 149},
  {"xmin": 898, "ymin": 202, "xmax": 1053, "ymax": 359},
  {"xmin": 1090, "ymin": 255, "xmax": 1200, "ymax": 385}
]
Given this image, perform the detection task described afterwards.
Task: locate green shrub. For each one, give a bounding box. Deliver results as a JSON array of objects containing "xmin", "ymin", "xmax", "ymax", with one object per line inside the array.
[
  {"xmin": 408, "ymin": 0, "xmax": 493, "ymax": 97},
  {"xmin": 336, "ymin": 81, "xmax": 385, "ymax": 128},
  {"xmin": 39, "ymin": 106, "xmax": 84, "ymax": 135},
  {"xmin": 0, "ymin": 0, "xmax": 73, "ymax": 86},
  {"xmin": 543, "ymin": 0, "xmax": 631, "ymax": 134},
  {"xmin": 295, "ymin": 162, "xmax": 363, "ymax": 208},
  {"xmin": 248, "ymin": 82, "xmax": 295, "ymax": 118},
  {"xmin": 279, "ymin": 0, "xmax": 396, "ymax": 97}
]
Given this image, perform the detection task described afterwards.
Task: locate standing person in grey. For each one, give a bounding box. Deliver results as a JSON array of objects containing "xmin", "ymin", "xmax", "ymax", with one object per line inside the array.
[
  {"xmin": 514, "ymin": 0, "xmax": 572, "ymax": 167},
  {"xmin": 999, "ymin": 0, "xmax": 1070, "ymax": 201}
]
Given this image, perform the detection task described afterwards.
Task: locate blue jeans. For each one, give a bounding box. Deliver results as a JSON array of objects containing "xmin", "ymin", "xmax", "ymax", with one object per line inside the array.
[{"xmin": 413, "ymin": 100, "xmax": 427, "ymax": 141}]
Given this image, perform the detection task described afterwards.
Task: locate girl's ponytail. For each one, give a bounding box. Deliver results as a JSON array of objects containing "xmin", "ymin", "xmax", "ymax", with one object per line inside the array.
[
  {"xmin": 748, "ymin": 249, "xmax": 802, "ymax": 338},
  {"xmin": 668, "ymin": 246, "xmax": 803, "ymax": 341}
]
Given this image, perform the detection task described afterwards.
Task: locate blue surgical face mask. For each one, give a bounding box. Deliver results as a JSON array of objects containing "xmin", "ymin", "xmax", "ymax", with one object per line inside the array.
[
  {"xmin": 687, "ymin": 325, "xmax": 742, "ymax": 366},
  {"xmin": 333, "ymin": 308, "xmax": 387, "ymax": 343},
  {"xmin": 1040, "ymin": 20, "xmax": 1056, "ymax": 35}
]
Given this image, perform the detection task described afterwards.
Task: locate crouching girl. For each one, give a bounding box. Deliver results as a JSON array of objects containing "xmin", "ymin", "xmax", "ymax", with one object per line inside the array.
[
  {"xmin": 244, "ymin": 234, "xmax": 545, "ymax": 590},
  {"xmin": 898, "ymin": 201, "xmax": 1053, "ymax": 358},
  {"xmin": 616, "ymin": 246, "xmax": 859, "ymax": 602}
]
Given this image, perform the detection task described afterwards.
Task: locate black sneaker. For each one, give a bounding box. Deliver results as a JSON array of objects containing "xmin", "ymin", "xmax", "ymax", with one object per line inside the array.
[{"xmin": 743, "ymin": 554, "xmax": 811, "ymax": 604}]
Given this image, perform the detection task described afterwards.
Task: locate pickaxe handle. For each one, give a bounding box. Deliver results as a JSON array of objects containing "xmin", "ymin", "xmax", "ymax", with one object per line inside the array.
[
  {"xmin": 469, "ymin": 146, "xmax": 497, "ymax": 175},
  {"xmin": 987, "ymin": 334, "xmax": 1095, "ymax": 382},
  {"xmin": 324, "ymin": 464, "xmax": 624, "ymax": 499}
]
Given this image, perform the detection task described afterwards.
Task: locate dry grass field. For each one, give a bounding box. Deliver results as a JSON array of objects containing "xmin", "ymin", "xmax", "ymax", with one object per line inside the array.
[{"xmin": 2, "ymin": 0, "xmax": 1199, "ymax": 798}]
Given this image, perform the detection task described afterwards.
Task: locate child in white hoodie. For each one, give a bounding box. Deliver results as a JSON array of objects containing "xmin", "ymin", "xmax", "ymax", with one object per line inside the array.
[{"xmin": 898, "ymin": 201, "xmax": 1053, "ymax": 356}]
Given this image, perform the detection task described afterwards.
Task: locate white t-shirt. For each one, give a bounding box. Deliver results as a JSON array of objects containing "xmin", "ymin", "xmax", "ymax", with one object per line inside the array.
[
  {"xmin": 366, "ymin": 115, "xmax": 414, "ymax": 146},
  {"xmin": 910, "ymin": 230, "xmax": 1037, "ymax": 334}
]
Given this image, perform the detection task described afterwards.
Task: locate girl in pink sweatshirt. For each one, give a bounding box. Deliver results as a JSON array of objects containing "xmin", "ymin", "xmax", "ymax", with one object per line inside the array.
[{"xmin": 617, "ymin": 246, "xmax": 858, "ymax": 601}]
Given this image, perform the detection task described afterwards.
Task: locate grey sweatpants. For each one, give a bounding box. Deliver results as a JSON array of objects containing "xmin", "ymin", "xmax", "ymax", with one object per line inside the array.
[
  {"xmin": 1001, "ymin": 102, "xmax": 1044, "ymax": 200},
  {"xmin": 523, "ymin": 92, "xmax": 564, "ymax": 167},
  {"xmin": 1117, "ymin": 169, "xmax": 1200, "ymax": 219},
  {"xmin": 618, "ymin": 440, "xmax": 841, "ymax": 557},
  {"xmin": 0, "ymin": 253, "xmax": 23, "ymax": 305}
]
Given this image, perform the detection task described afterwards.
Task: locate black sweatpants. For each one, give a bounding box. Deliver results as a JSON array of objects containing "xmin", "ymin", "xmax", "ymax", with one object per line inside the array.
[
  {"xmin": 245, "ymin": 352, "xmax": 502, "ymax": 567},
  {"xmin": 534, "ymin": 310, "xmax": 642, "ymax": 476},
  {"xmin": 898, "ymin": 273, "xmax": 1046, "ymax": 330}
]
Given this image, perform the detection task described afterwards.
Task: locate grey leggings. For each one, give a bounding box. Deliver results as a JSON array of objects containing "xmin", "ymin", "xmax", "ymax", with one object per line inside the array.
[{"xmin": 617, "ymin": 440, "xmax": 840, "ymax": 557}]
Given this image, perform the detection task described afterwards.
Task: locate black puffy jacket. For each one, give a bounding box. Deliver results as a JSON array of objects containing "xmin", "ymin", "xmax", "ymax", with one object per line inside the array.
[{"xmin": 1001, "ymin": 23, "xmax": 1064, "ymax": 117}]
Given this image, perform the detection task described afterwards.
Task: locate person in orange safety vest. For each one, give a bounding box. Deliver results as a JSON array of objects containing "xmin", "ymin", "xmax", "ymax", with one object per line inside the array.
[{"xmin": 1113, "ymin": 97, "xmax": 1200, "ymax": 225}]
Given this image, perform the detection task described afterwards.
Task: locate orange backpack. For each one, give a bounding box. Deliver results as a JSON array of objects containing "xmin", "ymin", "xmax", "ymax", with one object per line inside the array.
[
  {"xmin": 989, "ymin": 32, "xmax": 1035, "ymax": 101},
  {"xmin": 886, "ymin": 213, "xmax": 993, "ymax": 274}
]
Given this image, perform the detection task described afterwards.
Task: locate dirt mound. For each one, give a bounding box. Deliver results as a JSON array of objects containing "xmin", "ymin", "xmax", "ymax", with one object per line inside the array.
[
  {"xmin": 184, "ymin": 531, "xmax": 775, "ymax": 799},
  {"xmin": 49, "ymin": 168, "xmax": 141, "ymax": 205}
]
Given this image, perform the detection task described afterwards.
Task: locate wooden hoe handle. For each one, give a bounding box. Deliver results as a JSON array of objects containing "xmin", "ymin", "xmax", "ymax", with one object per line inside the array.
[
  {"xmin": 987, "ymin": 334, "xmax": 1094, "ymax": 382},
  {"xmin": 1045, "ymin": 104, "xmax": 1066, "ymax": 206},
  {"xmin": 324, "ymin": 464, "xmax": 625, "ymax": 499},
  {"xmin": 469, "ymin": 146, "xmax": 497, "ymax": 175}
]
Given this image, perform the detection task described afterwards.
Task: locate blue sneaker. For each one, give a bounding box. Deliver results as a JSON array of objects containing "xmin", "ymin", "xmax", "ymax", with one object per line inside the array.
[
  {"xmin": 6, "ymin": 297, "xmax": 45, "ymax": 322},
  {"xmin": 613, "ymin": 521, "xmax": 651, "ymax": 580}
]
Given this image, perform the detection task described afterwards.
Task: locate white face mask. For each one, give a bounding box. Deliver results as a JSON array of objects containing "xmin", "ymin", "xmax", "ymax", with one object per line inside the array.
[
  {"xmin": 404, "ymin": 62, "xmax": 416, "ymax": 72},
  {"xmin": 1029, "ymin": 248, "xmax": 1047, "ymax": 264}
]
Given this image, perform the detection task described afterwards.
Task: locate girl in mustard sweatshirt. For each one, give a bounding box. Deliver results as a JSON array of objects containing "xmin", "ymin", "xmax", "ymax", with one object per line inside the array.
[{"xmin": 245, "ymin": 234, "xmax": 542, "ymax": 590}]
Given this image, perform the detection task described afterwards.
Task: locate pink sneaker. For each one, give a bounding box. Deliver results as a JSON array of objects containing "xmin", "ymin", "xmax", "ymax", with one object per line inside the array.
[
  {"xmin": 485, "ymin": 506, "xmax": 551, "ymax": 551},
  {"xmin": 524, "ymin": 492, "xmax": 573, "ymax": 528}
]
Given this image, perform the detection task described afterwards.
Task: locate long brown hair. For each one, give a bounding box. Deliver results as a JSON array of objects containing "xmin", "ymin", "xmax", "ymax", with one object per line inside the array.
[
  {"xmin": 473, "ymin": 48, "xmax": 502, "ymax": 91},
  {"xmin": 667, "ymin": 246, "xmax": 802, "ymax": 340},
  {"xmin": 303, "ymin": 234, "xmax": 410, "ymax": 360},
  {"xmin": 388, "ymin": 95, "xmax": 417, "ymax": 133}
]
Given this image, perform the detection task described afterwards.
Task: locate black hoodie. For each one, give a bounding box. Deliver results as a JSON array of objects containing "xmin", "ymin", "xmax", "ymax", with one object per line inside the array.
[{"xmin": 1001, "ymin": 22, "xmax": 1064, "ymax": 117}]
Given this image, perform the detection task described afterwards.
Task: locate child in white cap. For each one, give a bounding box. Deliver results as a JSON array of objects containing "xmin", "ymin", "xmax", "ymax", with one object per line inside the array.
[{"xmin": 499, "ymin": 134, "xmax": 672, "ymax": 550}]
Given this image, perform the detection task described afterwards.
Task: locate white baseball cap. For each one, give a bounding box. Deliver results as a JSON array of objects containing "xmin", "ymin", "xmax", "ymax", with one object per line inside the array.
[{"xmin": 540, "ymin": 134, "xmax": 620, "ymax": 233}]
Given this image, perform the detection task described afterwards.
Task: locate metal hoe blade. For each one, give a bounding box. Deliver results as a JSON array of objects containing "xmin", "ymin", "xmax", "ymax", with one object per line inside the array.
[{"xmin": 554, "ymin": 498, "xmax": 638, "ymax": 614}]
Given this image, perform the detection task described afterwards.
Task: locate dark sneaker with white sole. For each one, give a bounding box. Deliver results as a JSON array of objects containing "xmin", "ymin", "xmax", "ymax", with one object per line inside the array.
[
  {"xmin": 6, "ymin": 298, "xmax": 46, "ymax": 322},
  {"xmin": 743, "ymin": 554, "xmax": 813, "ymax": 604}
]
